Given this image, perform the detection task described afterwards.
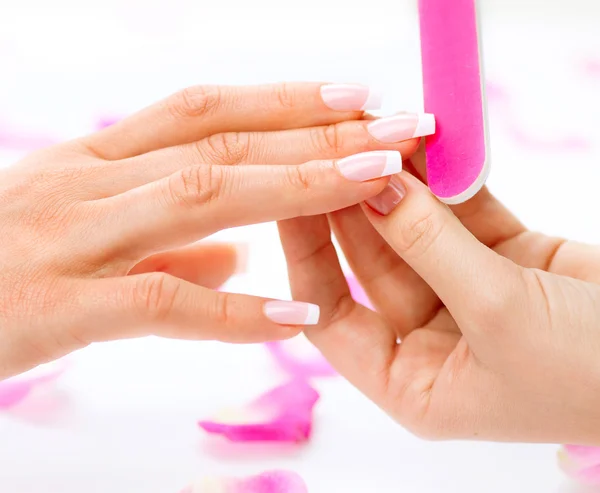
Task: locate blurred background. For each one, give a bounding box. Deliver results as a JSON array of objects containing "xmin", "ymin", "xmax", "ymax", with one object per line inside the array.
[{"xmin": 0, "ymin": 0, "xmax": 599, "ymax": 492}]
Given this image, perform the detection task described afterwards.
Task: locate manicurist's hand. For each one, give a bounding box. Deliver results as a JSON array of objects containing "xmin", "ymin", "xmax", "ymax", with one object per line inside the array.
[
  {"xmin": 279, "ymin": 150, "xmax": 600, "ymax": 446},
  {"xmin": 0, "ymin": 82, "xmax": 423, "ymax": 379}
]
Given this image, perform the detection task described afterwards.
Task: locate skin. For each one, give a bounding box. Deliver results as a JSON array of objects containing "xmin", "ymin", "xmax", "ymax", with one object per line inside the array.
[
  {"xmin": 4, "ymin": 81, "xmax": 599, "ymax": 446},
  {"xmin": 279, "ymin": 149, "xmax": 600, "ymax": 446},
  {"xmin": 0, "ymin": 82, "xmax": 418, "ymax": 380}
]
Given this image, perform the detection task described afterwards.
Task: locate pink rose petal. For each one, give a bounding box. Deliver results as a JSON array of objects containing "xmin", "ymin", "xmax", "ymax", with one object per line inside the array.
[
  {"xmin": 0, "ymin": 361, "xmax": 66, "ymax": 409},
  {"xmin": 485, "ymin": 80, "xmax": 593, "ymax": 153},
  {"xmin": 583, "ymin": 59, "xmax": 600, "ymax": 78},
  {"xmin": 96, "ymin": 116, "xmax": 122, "ymax": 129},
  {"xmin": 485, "ymin": 81, "xmax": 509, "ymax": 103},
  {"xmin": 0, "ymin": 360, "xmax": 72, "ymax": 424},
  {"xmin": 198, "ymin": 380, "xmax": 319, "ymax": 443},
  {"xmin": 559, "ymin": 445, "xmax": 600, "ymax": 484},
  {"xmin": 0, "ymin": 125, "xmax": 58, "ymax": 151},
  {"xmin": 507, "ymin": 129, "xmax": 591, "ymax": 153},
  {"xmin": 182, "ymin": 470, "xmax": 308, "ymax": 493}
]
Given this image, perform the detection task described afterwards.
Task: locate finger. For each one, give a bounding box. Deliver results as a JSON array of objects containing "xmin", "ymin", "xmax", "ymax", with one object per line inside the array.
[
  {"xmin": 92, "ymin": 119, "xmax": 421, "ymax": 195},
  {"xmin": 73, "ymin": 275, "xmax": 320, "ymax": 344},
  {"xmin": 278, "ymin": 215, "xmax": 398, "ymax": 402},
  {"xmin": 98, "ymin": 151, "xmax": 403, "ymax": 257},
  {"xmin": 324, "ymin": 158, "xmax": 438, "ymax": 336},
  {"xmin": 129, "ymin": 243, "xmax": 247, "ymax": 289},
  {"xmin": 328, "ymin": 205, "xmax": 439, "ymax": 336},
  {"xmin": 362, "ymin": 172, "xmax": 525, "ymax": 326},
  {"xmin": 410, "ymin": 145, "xmax": 526, "ymax": 247},
  {"xmin": 80, "ymin": 82, "xmax": 382, "ymax": 160}
]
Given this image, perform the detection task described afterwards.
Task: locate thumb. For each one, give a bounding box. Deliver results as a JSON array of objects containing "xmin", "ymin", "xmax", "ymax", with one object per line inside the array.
[{"xmin": 362, "ymin": 171, "xmax": 523, "ymax": 322}]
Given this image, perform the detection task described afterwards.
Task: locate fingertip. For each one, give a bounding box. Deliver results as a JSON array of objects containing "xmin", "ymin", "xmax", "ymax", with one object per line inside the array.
[
  {"xmin": 320, "ymin": 83, "xmax": 382, "ymax": 112},
  {"xmin": 402, "ymin": 137, "xmax": 423, "ymax": 159},
  {"xmin": 304, "ymin": 303, "xmax": 321, "ymax": 325},
  {"xmin": 263, "ymin": 300, "xmax": 321, "ymax": 326},
  {"xmin": 364, "ymin": 175, "xmax": 408, "ymax": 218},
  {"xmin": 232, "ymin": 243, "xmax": 250, "ymax": 275}
]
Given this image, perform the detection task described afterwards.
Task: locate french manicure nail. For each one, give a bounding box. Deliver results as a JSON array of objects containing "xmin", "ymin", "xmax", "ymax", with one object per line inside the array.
[
  {"xmin": 367, "ymin": 113, "xmax": 436, "ymax": 143},
  {"xmin": 337, "ymin": 150, "xmax": 402, "ymax": 182},
  {"xmin": 264, "ymin": 301, "xmax": 320, "ymax": 326},
  {"xmin": 365, "ymin": 176, "xmax": 407, "ymax": 215},
  {"xmin": 320, "ymin": 84, "xmax": 382, "ymax": 112}
]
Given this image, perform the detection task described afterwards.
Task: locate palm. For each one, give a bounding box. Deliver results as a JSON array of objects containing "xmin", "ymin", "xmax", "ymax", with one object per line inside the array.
[
  {"xmin": 351, "ymin": 209, "xmax": 600, "ymax": 435},
  {"xmin": 279, "ymin": 152, "xmax": 600, "ymax": 438}
]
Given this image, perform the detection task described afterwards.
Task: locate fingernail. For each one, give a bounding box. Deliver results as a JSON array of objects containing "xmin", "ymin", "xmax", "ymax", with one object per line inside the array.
[
  {"xmin": 367, "ymin": 113, "xmax": 436, "ymax": 143},
  {"xmin": 264, "ymin": 301, "xmax": 320, "ymax": 326},
  {"xmin": 365, "ymin": 176, "xmax": 406, "ymax": 215},
  {"xmin": 320, "ymin": 84, "xmax": 382, "ymax": 111},
  {"xmin": 337, "ymin": 150, "xmax": 402, "ymax": 182}
]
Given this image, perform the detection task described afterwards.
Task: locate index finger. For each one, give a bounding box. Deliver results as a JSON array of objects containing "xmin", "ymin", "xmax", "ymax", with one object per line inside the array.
[
  {"xmin": 80, "ymin": 82, "xmax": 381, "ymax": 161},
  {"xmin": 98, "ymin": 150, "xmax": 402, "ymax": 258}
]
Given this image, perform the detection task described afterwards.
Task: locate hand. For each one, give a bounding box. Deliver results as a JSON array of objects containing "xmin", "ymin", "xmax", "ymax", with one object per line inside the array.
[
  {"xmin": 279, "ymin": 150, "xmax": 600, "ymax": 445},
  {"xmin": 0, "ymin": 82, "xmax": 421, "ymax": 380}
]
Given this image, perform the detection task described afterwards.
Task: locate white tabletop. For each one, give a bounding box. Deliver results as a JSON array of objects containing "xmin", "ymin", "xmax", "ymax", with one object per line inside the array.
[{"xmin": 0, "ymin": 1, "xmax": 599, "ymax": 492}]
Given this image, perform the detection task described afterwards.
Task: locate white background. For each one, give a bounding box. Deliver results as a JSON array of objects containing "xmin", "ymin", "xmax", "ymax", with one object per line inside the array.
[{"xmin": 1, "ymin": 0, "xmax": 599, "ymax": 492}]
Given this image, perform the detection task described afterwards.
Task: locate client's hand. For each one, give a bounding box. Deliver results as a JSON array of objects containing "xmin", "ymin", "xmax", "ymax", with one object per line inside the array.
[
  {"xmin": 279, "ymin": 151, "xmax": 600, "ymax": 446},
  {"xmin": 0, "ymin": 82, "xmax": 421, "ymax": 379}
]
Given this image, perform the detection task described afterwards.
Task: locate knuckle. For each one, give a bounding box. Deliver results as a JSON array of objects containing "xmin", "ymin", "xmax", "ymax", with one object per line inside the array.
[
  {"xmin": 397, "ymin": 209, "xmax": 443, "ymax": 258},
  {"xmin": 133, "ymin": 273, "xmax": 179, "ymax": 321},
  {"xmin": 311, "ymin": 124, "xmax": 343, "ymax": 154},
  {"xmin": 285, "ymin": 165, "xmax": 314, "ymax": 195},
  {"xmin": 346, "ymin": 121, "xmax": 372, "ymax": 150},
  {"xmin": 168, "ymin": 165, "xmax": 223, "ymax": 208},
  {"xmin": 167, "ymin": 85, "xmax": 221, "ymax": 119},
  {"xmin": 203, "ymin": 132, "xmax": 250, "ymax": 165},
  {"xmin": 208, "ymin": 291, "xmax": 231, "ymax": 326},
  {"xmin": 273, "ymin": 82, "xmax": 297, "ymax": 109}
]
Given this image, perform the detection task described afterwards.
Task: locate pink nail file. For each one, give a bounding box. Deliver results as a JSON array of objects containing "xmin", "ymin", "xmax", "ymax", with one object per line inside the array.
[{"xmin": 418, "ymin": 0, "xmax": 490, "ymax": 204}]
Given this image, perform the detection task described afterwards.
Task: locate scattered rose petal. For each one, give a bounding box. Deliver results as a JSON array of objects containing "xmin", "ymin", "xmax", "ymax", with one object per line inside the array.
[
  {"xmin": 559, "ymin": 445, "xmax": 600, "ymax": 485},
  {"xmin": 485, "ymin": 81, "xmax": 509, "ymax": 103},
  {"xmin": 346, "ymin": 274, "xmax": 374, "ymax": 310},
  {"xmin": 0, "ymin": 126, "xmax": 58, "ymax": 151},
  {"xmin": 485, "ymin": 80, "xmax": 593, "ymax": 153},
  {"xmin": 506, "ymin": 129, "xmax": 591, "ymax": 153},
  {"xmin": 583, "ymin": 60, "xmax": 600, "ymax": 78},
  {"xmin": 266, "ymin": 337, "xmax": 336, "ymax": 379},
  {"xmin": 181, "ymin": 470, "xmax": 308, "ymax": 493},
  {"xmin": 0, "ymin": 360, "xmax": 71, "ymax": 424},
  {"xmin": 96, "ymin": 116, "xmax": 122, "ymax": 129},
  {"xmin": 0, "ymin": 361, "xmax": 67, "ymax": 409},
  {"xmin": 198, "ymin": 380, "xmax": 319, "ymax": 443}
]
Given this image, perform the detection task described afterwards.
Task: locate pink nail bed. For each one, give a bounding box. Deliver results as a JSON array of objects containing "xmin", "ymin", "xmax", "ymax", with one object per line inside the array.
[
  {"xmin": 365, "ymin": 176, "xmax": 406, "ymax": 216},
  {"xmin": 181, "ymin": 470, "xmax": 308, "ymax": 493},
  {"xmin": 264, "ymin": 301, "xmax": 320, "ymax": 326},
  {"xmin": 337, "ymin": 150, "xmax": 402, "ymax": 182},
  {"xmin": 320, "ymin": 84, "xmax": 382, "ymax": 112},
  {"xmin": 367, "ymin": 113, "xmax": 436, "ymax": 143}
]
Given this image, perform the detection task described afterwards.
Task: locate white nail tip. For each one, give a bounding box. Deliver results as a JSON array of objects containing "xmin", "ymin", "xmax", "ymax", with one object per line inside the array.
[
  {"xmin": 361, "ymin": 89, "xmax": 383, "ymax": 111},
  {"xmin": 413, "ymin": 113, "xmax": 436, "ymax": 138},
  {"xmin": 303, "ymin": 304, "xmax": 321, "ymax": 325},
  {"xmin": 381, "ymin": 151, "xmax": 403, "ymax": 177}
]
